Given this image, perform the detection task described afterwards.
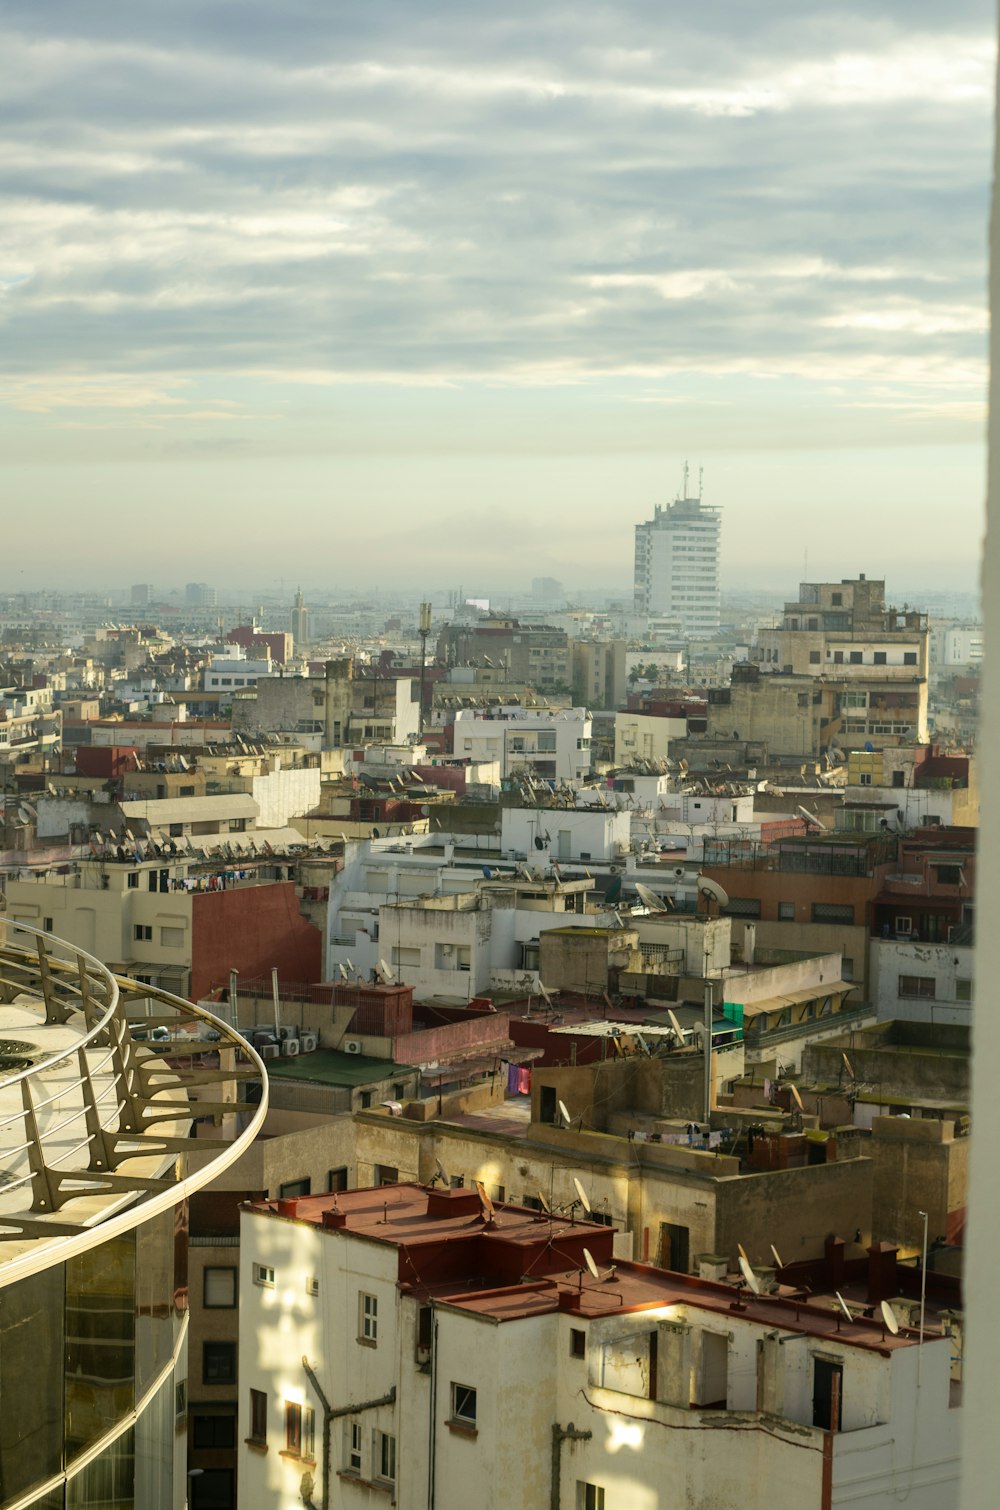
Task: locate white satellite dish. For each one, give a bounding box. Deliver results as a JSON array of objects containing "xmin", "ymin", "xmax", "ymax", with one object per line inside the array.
[
  {"xmin": 696, "ymin": 876, "xmax": 729, "ymax": 909},
  {"xmin": 537, "ymin": 981, "xmax": 555, "ymax": 1006},
  {"xmin": 476, "ymin": 1180, "xmax": 496, "ymax": 1221},
  {"xmin": 738, "ymin": 1254, "xmax": 761, "ymax": 1295},
  {"xmin": 376, "ymin": 958, "xmax": 395, "ymax": 984},
  {"xmin": 835, "ymin": 1292, "xmax": 854, "ymax": 1323},
  {"xmin": 635, "ymin": 881, "xmax": 670, "ymax": 913},
  {"xmin": 842, "ymin": 1052, "xmax": 856, "ymax": 1080},
  {"xmin": 770, "ymin": 1243, "xmax": 784, "ymax": 1270},
  {"xmin": 557, "ymin": 1099, "xmax": 573, "ymax": 1128},
  {"xmin": 880, "ymin": 1299, "xmax": 900, "ymax": 1335},
  {"xmin": 434, "ymin": 1158, "xmax": 448, "ymax": 1185},
  {"xmin": 573, "ymin": 1177, "xmax": 591, "ymax": 1214},
  {"xmin": 536, "ymin": 1189, "xmax": 551, "ymax": 1214},
  {"xmin": 338, "ymin": 963, "xmax": 349, "ymax": 981},
  {"xmin": 583, "ymin": 1247, "xmax": 600, "ymax": 1281},
  {"xmin": 666, "ymin": 1008, "xmax": 685, "ymax": 1043},
  {"xmin": 789, "ymin": 1083, "xmax": 804, "ymax": 1112}
]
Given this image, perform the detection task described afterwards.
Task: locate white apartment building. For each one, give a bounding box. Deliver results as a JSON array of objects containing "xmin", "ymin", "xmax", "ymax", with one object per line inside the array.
[
  {"xmin": 239, "ymin": 1184, "xmax": 959, "ymax": 1510},
  {"xmin": 204, "ymin": 654, "xmax": 273, "ymax": 692},
  {"xmin": 452, "ymin": 705, "xmax": 592, "ymax": 782},
  {"xmin": 633, "ymin": 494, "xmax": 722, "ymax": 637},
  {"xmin": 869, "ymin": 938, "xmax": 974, "ymax": 1026}
]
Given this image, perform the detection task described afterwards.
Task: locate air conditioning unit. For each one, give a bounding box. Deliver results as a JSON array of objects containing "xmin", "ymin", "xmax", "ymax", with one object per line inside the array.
[
  {"xmin": 344, "ymin": 1039, "xmax": 363, "ymax": 1055},
  {"xmin": 282, "ymin": 1038, "xmax": 300, "ymax": 1056},
  {"xmin": 261, "ymin": 1044, "xmax": 281, "ymax": 1060},
  {"xmin": 278, "ymin": 1024, "xmax": 298, "ymax": 1041},
  {"xmin": 300, "ymin": 1032, "xmax": 319, "ymax": 1053}
]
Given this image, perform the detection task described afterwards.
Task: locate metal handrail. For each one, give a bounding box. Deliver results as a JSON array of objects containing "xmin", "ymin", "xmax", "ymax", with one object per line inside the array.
[{"xmin": 0, "ymin": 919, "xmax": 269, "ymax": 1288}]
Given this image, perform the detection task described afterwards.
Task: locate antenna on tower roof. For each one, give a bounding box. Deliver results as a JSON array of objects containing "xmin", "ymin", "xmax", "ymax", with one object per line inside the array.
[
  {"xmin": 682, "ymin": 459, "xmax": 689, "ymax": 498},
  {"xmin": 698, "ymin": 465, "xmax": 703, "ymax": 500}
]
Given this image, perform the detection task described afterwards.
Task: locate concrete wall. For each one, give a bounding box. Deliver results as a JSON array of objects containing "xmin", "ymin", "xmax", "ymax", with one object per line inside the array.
[
  {"xmin": 869, "ymin": 938, "xmax": 973, "ymax": 1026},
  {"xmin": 869, "ymin": 1116, "xmax": 969, "ymax": 1252}
]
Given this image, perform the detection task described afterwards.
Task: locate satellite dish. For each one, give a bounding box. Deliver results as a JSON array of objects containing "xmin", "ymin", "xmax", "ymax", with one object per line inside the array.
[
  {"xmin": 536, "ymin": 1190, "xmax": 551, "ymax": 1214},
  {"xmin": 476, "ymin": 1180, "xmax": 496, "ymax": 1221},
  {"xmin": 557, "ymin": 1099, "xmax": 572, "ymax": 1127},
  {"xmin": 737, "ymin": 1241, "xmax": 749, "ymax": 1263},
  {"xmin": 666, "ymin": 1008, "xmax": 685, "ymax": 1044},
  {"xmin": 376, "ymin": 958, "xmax": 396, "ymax": 984},
  {"xmin": 770, "ymin": 1243, "xmax": 784, "ymax": 1270},
  {"xmin": 338, "ymin": 963, "xmax": 349, "ymax": 981},
  {"xmin": 696, "ymin": 876, "xmax": 729, "ymax": 909},
  {"xmin": 573, "ymin": 1177, "xmax": 591, "ymax": 1214},
  {"xmin": 842, "ymin": 1052, "xmax": 855, "ymax": 1080},
  {"xmin": 635, "ymin": 881, "xmax": 670, "ymax": 913},
  {"xmin": 835, "ymin": 1291, "xmax": 854, "ymax": 1323},
  {"xmin": 880, "ymin": 1299, "xmax": 900, "ymax": 1335},
  {"xmin": 434, "ymin": 1158, "xmax": 448, "ymax": 1185},
  {"xmin": 738, "ymin": 1254, "xmax": 761, "ymax": 1295},
  {"xmin": 583, "ymin": 1247, "xmax": 601, "ymax": 1281},
  {"xmin": 537, "ymin": 981, "xmax": 554, "ymax": 1007},
  {"xmin": 789, "ymin": 1083, "xmax": 804, "ymax": 1112}
]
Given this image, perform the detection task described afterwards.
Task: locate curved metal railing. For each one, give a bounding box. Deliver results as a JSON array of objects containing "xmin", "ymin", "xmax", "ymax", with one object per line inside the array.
[{"xmin": 0, "ymin": 920, "xmax": 268, "ymax": 1287}]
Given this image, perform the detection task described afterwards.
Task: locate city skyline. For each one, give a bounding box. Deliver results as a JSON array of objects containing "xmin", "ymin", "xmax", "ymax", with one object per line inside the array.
[{"xmin": 0, "ymin": 3, "xmax": 991, "ymax": 589}]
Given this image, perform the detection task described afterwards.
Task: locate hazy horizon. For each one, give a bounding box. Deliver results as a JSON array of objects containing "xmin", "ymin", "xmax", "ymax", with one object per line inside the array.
[{"xmin": 1, "ymin": 3, "xmax": 991, "ymax": 590}]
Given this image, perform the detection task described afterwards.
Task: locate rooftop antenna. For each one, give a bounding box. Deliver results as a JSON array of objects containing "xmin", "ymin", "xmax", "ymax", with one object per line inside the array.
[
  {"xmin": 573, "ymin": 1176, "xmax": 592, "ymax": 1215},
  {"xmin": 635, "ymin": 881, "xmax": 671, "ymax": 913},
  {"xmin": 834, "ymin": 1292, "xmax": 854, "ymax": 1330},
  {"xmin": 376, "ymin": 958, "xmax": 396, "ymax": 984},
  {"xmin": 880, "ymin": 1299, "xmax": 900, "ymax": 1337},
  {"xmin": 337, "ymin": 962, "xmax": 349, "ymax": 982},
  {"xmin": 696, "ymin": 876, "xmax": 729, "ymax": 913},
  {"xmin": 738, "ymin": 1253, "xmax": 761, "ymax": 1296},
  {"xmin": 582, "ymin": 1247, "xmax": 601, "ymax": 1281},
  {"xmin": 536, "ymin": 1189, "xmax": 552, "ymax": 1217},
  {"xmin": 428, "ymin": 1158, "xmax": 448, "ymax": 1188},
  {"xmin": 476, "ymin": 1180, "xmax": 496, "ymax": 1224},
  {"xmin": 698, "ymin": 465, "xmax": 703, "ymax": 500}
]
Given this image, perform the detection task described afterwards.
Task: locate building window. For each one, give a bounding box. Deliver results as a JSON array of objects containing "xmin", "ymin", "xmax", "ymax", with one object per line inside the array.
[
  {"xmin": 253, "ymin": 1263, "xmax": 275, "ymax": 1288},
  {"xmin": 328, "ymin": 1166, "xmax": 349, "ymax": 1192},
  {"xmin": 306, "ymin": 1275, "xmax": 320, "ymax": 1297},
  {"xmin": 577, "ymin": 1485, "xmax": 605, "ymax": 1510},
  {"xmin": 168, "ymin": 822, "xmax": 184, "ymax": 837},
  {"xmin": 161, "ymin": 925, "xmax": 184, "ymax": 947},
  {"xmin": 832, "ymin": 593, "xmax": 842, "ymax": 606},
  {"xmin": 347, "ymin": 1421, "xmax": 363, "ymax": 1473},
  {"xmin": 280, "ymin": 1177, "xmax": 311, "ymax": 1199},
  {"xmin": 778, "ymin": 901, "xmax": 796, "ymax": 921},
  {"xmin": 359, "ymin": 1091, "xmax": 373, "ymax": 1110},
  {"xmin": 570, "ymin": 1329, "xmax": 587, "ymax": 1358},
  {"xmin": 249, "ymin": 1389, "xmax": 267, "ymax": 1445},
  {"xmin": 285, "ymin": 1401, "xmax": 310, "ymax": 1456},
  {"xmin": 375, "ymin": 1164, "xmax": 397, "ymax": 1186},
  {"xmin": 360, "ymin": 1292, "xmax": 378, "ymax": 1343},
  {"xmin": 449, "ymin": 1174, "xmax": 465, "ymax": 1190},
  {"xmin": 723, "ymin": 897, "xmax": 761, "ymax": 918},
  {"xmin": 935, "ymin": 865, "xmax": 963, "ymax": 885},
  {"xmin": 874, "ymin": 651, "xmax": 887, "ymax": 665},
  {"xmin": 904, "ymin": 652, "xmax": 917, "ymax": 666},
  {"xmin": 899, "ymin": 975, "xmax": 936, "ymax": 999},
  {"xmin": 127, "ymin": 872, "xmax": 139, "ymax": 888},
  {"xmin": 190, "ymin": 1469, "xmax": 234, "ymax": 1509},
  {"xmin": 849, "ymin": 650, "xmax": 863, "ymax": 664},
  {"xmin": 193, "ymin": 1413, "xmax": 235, "ymax": 1450},
  {"xmin": 373, "ymin": 1430, "xmax": 396, "ymax": 1483},
  {"xmin": 859, "ymin": 772, "xmax": 872, "ymax": 786},
  {"xmin": 809, "ymin": 650, "xmax": 821, "ymax": 664},
  {"xmin": 450, "ymin": 1383, "xmax": 477, "ymax": 1428},
  {"xmin": 811, "ymin": 902, "xmax": 854, "ymax": 924},
  {"xmin": 956, "ymin": 978, "xmax": 972, "ymax": 1002},
  {"xmin": 203, "ymin": 1266, "xmax": 237, "ymax": 1308},
  {"xmin": 133, "ymin": 924, "xmax": 153, "ymax": 942},
  {"xmin": 203, "ymin": 1342, "xmax": 236, "ymax": 1385}
]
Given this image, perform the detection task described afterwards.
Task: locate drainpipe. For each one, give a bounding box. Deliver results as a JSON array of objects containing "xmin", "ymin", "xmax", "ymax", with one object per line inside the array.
[
  {"xmin": 551, "ymin": 1422, "xmax": 592, "ymax": 1510},
  {"xmin": 301, "ymin": 1355, "xmax": 395, "ymax": 1510}
]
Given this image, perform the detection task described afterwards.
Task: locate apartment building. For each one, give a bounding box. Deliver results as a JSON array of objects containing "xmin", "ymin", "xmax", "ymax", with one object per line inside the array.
[
  {"xmin": 239, "ymin": 1183, "xmax": 959, "ymax": 1510},
  {"xmin": 452, "ymin": 705, "xmax": 592, "ymax": 782},
  {"xmin": 633, "ymin": 492, "xmax": 722, "ymax": 637}
]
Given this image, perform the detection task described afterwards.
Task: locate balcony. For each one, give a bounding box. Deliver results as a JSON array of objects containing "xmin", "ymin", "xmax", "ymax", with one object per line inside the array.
[{"xmin": 0, "ymin": 921, "xmax": 267, "ymax": 1283}]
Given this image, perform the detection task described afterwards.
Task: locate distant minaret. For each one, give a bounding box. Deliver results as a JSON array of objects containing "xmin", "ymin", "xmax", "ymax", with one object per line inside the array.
[{"xmin": 291, "ymin": 587, "xmax": 309, "ymax": 649}]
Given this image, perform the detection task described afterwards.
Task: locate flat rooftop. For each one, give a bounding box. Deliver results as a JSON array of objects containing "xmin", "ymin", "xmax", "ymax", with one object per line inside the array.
[{"xmin": 249, "ymin": 1183, "xmax": 928, "ymax": 1353}]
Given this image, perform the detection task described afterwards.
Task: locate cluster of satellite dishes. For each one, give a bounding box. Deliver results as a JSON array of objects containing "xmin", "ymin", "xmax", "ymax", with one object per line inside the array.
[
  {"xmin": 735, "ymin": 1239, "xmax": 905, "ymax": 1339},
  {"xmin": 625, "ymin": 876, "xmax": 729, "ymax": 918},
  {"xmin": 336, "ymin": 958, "xmax": 397, "ymax": 986}
]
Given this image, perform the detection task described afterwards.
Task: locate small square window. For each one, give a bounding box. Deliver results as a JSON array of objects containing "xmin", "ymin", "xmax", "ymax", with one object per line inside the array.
[
  {"xmin": 849, "ymin": 650, "xmax": 863, "ymax": 664},
  {"xmin": 956, "ymin": 979, "xmax": 972, "ymax": 1002},
  {"xmin": 127, "ymin": 872, "xmax": 139, "ymax": 888},
  {"xmin": 133, "ymin": 924, "xmax": 152, "ymax": 942},
  {"xmin": 904, "ymin": 652, "xmax": 917, "ymax": 666},
  {"xmin": 249, "ymin": 1388, "xmax": 267, "ymax": 1444},
  {"xmin": 203, "ymin": 1342, "xmax": 236, "ymax": 1385},
  {"xmin": 306, "ymin": 1276, "xmax": 320, "ymax": 1297},
  {"xmin": 874, "ymin": 651, "xmax": 887, "ymax": 665},
  {"xmin": 328, "ymin": 1166, "xmax": 349, "ymax": 1193},
  {"xmin": 203, "ymin": 1266, "xmax": 237, "ymax": 1308},
  {"xmin": 450, "ymin": 1382, "xmax": 477, "ymax": 1427},
  {"xmin": 253, "ymin": 1263, "xmax": 275, "ymax": 1288},
  {"xmin": 778, "ymin": 901, "xmax": 796, "ymax": 921},
  {"xmin": 570, "ymin": 1329, "xmax": 586, "ymax": 1358},
  {"xmin": 280, "ymin": 1177, "xmax": 311, "ymax": 1199},
  {"xmin": 193, "ymin": 1413, "xmax": 235, "ymax": 1450}
]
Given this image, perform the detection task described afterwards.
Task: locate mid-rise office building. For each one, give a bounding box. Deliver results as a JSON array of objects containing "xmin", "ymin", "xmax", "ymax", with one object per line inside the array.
[{"xmin": 633, "ymin": 489, "xmax": 722, "ymax": 637}]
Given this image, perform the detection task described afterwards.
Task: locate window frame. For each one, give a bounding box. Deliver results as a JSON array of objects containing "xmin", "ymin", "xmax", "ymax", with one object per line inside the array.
[
  {"xmin": 203, "ymin": 1341, "xmax": 237, "ymax": 1386},
  {"xmin": 249, "ymin": 1388, "xmax": 267, "ymax": 1445},
  {"xmin": 373, "ymin": 1429, "xmax": 396, "ymax": 1484},
  {"xmin": 450, "ymin": 1382, "xmax": 477, "ymax": 1429},
  {"xmin": 203, "ymin": 1265, "xmax": 238, "ymax": 1309},
  {"xmin": 253, "ymin": 1262, "xmax": 275, "ymax": 1288},
  {"xmin": 359, "ymin": 1291, "xmax": 378, "ymax": 1344}
]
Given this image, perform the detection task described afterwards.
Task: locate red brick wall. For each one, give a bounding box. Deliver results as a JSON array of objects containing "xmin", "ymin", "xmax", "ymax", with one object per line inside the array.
[{"xmin": 190, "ymin": 882, "xmax": 322, "ymax": 1000}]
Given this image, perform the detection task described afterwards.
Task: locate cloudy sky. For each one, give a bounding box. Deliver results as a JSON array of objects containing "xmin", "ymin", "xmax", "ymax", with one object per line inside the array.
[{"xmin": 0, "ymin": 3, "xmax": 993, "ymax": 596}]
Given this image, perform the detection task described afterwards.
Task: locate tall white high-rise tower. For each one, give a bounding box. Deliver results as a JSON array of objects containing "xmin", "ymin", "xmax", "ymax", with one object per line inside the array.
[{"xmin": 633, "ymin": 473, "xmax": 721, "ymax": 637}]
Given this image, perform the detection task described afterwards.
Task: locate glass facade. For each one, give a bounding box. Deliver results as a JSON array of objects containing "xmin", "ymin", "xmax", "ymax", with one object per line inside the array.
[{"xmin": 0, "ymin": 1203, "xmax": 187, "ymax": 1510}]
